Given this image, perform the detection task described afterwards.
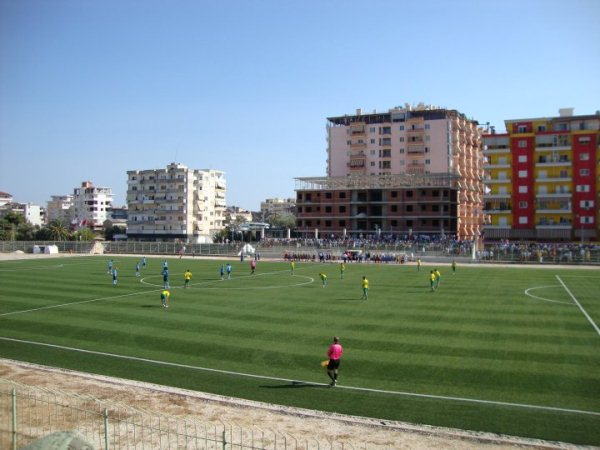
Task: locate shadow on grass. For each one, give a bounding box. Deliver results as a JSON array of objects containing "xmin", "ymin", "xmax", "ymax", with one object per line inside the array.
[{"xmin": 260, "ymin": 381, "xmax": 328, "ymax": 389}]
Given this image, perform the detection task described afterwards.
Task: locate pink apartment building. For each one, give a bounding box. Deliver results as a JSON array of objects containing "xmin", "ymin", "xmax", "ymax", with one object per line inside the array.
[{"xmin": 295, "ymin": 104, "xmax": 484, "ymax": 240}]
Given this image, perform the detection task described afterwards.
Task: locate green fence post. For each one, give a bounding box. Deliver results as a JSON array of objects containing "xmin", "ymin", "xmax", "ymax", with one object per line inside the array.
[
  {"xmin": 103, "ymin": 408, "xmax": 109, "ymax": 450},
  {"xmin": 11, "ymin": 388, "xmax": 17, "ymax": 450}
]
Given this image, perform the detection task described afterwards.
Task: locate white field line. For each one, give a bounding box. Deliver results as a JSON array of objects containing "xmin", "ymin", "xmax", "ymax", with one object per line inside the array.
[
  {"xmin": 1, "ymin": 336, "xmax": 598, "ymax": 418},
  {"xmin": 555, "ymin": 275, "xmax": 600, "ymax": 337},
  {"xmin": 0, "ymin": 266, "xmax": 316, "ymax": 317},
  {"xmin": 523, "ymin": 286, "xmax": 573, "ymax": 305}
]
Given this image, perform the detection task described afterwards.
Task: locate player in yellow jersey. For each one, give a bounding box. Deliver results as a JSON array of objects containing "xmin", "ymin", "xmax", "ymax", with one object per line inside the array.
[
  {"xmin": 161, "ymin": 290, "xmax": 170, "ymax": 308},
  {"xmin": 319, "ymin": 272, "xmax": 327, "ymax": 287},
  {"xmin": 340, "ymin": 262, "xmax": 346, "ymax": 279},
  {"xmin": 434, "ymin": 268, "xmax": 441, "ymax": 288},
  {"xmin": 183, "ymin": 269, "xmax": 192, "ymax": 288},
  {"xmin": 430, "ymin": 270, "xmax": 436, "ymax": 292},
  {"xmin": 290, "ymin": 260, "xmax": 295, "ymax": 275},
  {"xmin": 361, "ymin": 276, "xmax": 369, "ymax": 300}
]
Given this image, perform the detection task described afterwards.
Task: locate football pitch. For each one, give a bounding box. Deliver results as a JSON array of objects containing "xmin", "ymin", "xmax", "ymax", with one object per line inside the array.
[{"xmin": 0, "ymin": 255, "xmax": 599, "ymax": 445}]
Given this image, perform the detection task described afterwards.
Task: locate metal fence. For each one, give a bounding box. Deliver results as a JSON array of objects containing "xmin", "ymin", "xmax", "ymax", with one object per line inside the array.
[
  {"xmin": 0, "ymin": 380, "xmax": 365, "ymax": 450},
  {"xmin": 1, "ymin": 240, "xmax": 599, "ymax": 265}
]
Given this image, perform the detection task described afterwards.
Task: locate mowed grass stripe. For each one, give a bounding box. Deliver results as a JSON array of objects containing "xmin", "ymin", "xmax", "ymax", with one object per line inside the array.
[{"xmin": 1, "ymin": 257, "xmax": 599, "ymax": 445}]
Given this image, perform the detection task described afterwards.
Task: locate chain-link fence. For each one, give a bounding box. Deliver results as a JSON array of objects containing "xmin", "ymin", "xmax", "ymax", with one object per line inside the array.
[{"xmin": 0, "ymin": 380, "xmax": 365, "ymax": 450}]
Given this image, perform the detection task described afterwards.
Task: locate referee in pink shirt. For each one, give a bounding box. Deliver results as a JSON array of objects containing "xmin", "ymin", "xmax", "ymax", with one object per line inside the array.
[{"xmin": 327, "ymin": 336, "xmax": 343, "ymax": 387}]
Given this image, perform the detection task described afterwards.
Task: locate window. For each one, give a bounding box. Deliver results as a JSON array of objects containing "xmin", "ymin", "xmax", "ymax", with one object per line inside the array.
[
  {"xmin": 519, "ymin": 216, "xmax": 528, "ymax": 224},
  {"xmin": 369, "ymin": 127, "xmax": 376, "ymax": 133},
  {"xmin": 339, "ymin": 205, "xmax": 346, "ymax": 213},
  {"xmin": 370, "ymin": 150, "xmax": 376, "ymax": 155},
  {"xmin": 420, "ymin": 205, "xmax": 427, "ymax": 212},
  {"xmin": 580, "ymin": 153, "xmax": 590, "ymax": 161},
  {"xmin": 297, "ymin": 206, "xmax": 302, "ymax": 213},
  {"xmin": 425, "ymin": 159, "xmax": 431, "ymax": 165},
  {"xmin": 399, "ymin": 137, "xmax": 404, "ymax": 142},
  {"xmin": 399, "ymin": 148, "xmax": 405, "ymax": 154},
  {"xmin": 518, "ymin": 170, "xmax": 528, "ymax": 178},
  {"xmin": 339, "ymin": 192, "xmax": 346, "ymax": 199},
  {"xmin": 518, "ymin": 140, "xmax": 527, "ymax": 148},
  {"xmin": 391, "ymin": 191, "xmax": 398, "ymax": 198},
  {"xmin": 578, "ymin": 136, "xmax": 591, "ymax": 144},
  {"xmin": 370, "ymin": 139, "xmax": 375, "ymax": 144},
  {"xmin": 339, "ymin": 220, "xmax": 346, "ymax": 226},
  {"xmin": 325, "ymin": 220, "xmax": 332, "ymax": 227},
  {"xmin": 370, "ymin": 162, "xmax": 375, "ymax": 167},
  {"xmin": 518, "ymin": 125, "xmax": 528, "ymax": 133},
  {"xmin": 406, "ymin": 205, "xmax": 413, "ymax": 212},
  {"xmin": 537, "ymin": 125, "xmax": 546, "ymax": 132},
  {"xmin": 425, "ymin": 124, "xmax": 430, "ymax": 129},
  {"xmin": 325, "ymin": 206, "xmax": 332, "ymax": 213},
  {"xmin": 518, "ymin": 185, "xmax": 528, "ymax": 194},
  {"xmin": 406, "ymin": 190, "xmax": 413, "ymax": 197},
  {"xmin": 347, "ymin": 140, "xmax": 351, "ymax": 145},
  {"xmin": 306, "ymin": 206, "xmax": 312, "ymax": 213},
  {"xmin": 518, "ymin": 155, "xmax": 527, "ymax": 163},
  {"xmin": 325, "ymin": 192, "xmax": 332, "ymax": 199},
  {"xmin": 400, "ymin": 160, "xmax": 405, "ymax": 165},
  {"xmin": 390, "ymin": 205, "xmax": 398, "ymax": 212},
  {"xmin": 580, "ymin": 168, "xmax": 590, "ymax": 176},
  {"xmin": 519, "ymin": 201, "xmax": 528, "ymax": 208},
  {"xmin": 399, "ymin": 125, "xmax": 404, "ymax": 131}
]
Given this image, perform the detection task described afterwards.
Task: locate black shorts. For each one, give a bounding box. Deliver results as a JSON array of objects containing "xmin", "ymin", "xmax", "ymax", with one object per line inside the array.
[{"xmin": 327, "ymin": 359, "xmax": 340, "ymax": 370}]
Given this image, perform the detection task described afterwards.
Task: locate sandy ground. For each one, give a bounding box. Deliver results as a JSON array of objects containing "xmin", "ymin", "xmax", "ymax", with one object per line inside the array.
[
  {"xmin": 0, "ymin": 252, "xmax": 593, "ymax": 449},
  {"xmin": 1, "ymin": 359, "xmax": 575, "ymax": 450}
]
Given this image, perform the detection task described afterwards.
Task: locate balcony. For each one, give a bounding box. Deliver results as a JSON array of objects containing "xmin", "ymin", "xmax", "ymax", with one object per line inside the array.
[
  {"xmin": 485, "ymin": 193, "xmax": 511, "ymax": 199},
  {"xmin": 484, "ymin": 177, "xmax": 511, "ymax": 184},
  {"xmin": 407, "ymin": 145, "xmax": 426, "ymax": 154},
  {"xmin": 536, "ymin": 176, "xmax": 572, "ymax": 183},
  {"xmin": 486, "ymin": 163, "xmax": 510, "ymax": 169},
  {"xmin": 535, "ymin": 145, "xmax": 571, "ymax": 152},
  {"xmin": 536, "ymin": 192, "xmax": 571, "ymax": 199},
  {"xmin": 350, "ymin": 142, "xmax": 367, "ymax": 150}
]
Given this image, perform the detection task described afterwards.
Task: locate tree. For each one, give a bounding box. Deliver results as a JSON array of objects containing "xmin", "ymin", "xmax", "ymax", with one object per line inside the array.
[
  {"xmin": 104, "ymin": 225, "xmax": 126, "ymax": 241},
  {"xmin": 47, "ymin": 220, "xmax": 71, "ymax": 241},
  {"xmin": 0, "ymin": 212, "xmax": 27, "ymax": 240},
  {"xmin": 267, "ymin": 213, "xmax": 296, "ymax": 230},
  {"xmin": 74, "ymin": 227, "xmax": 96, "ymax": 241}
]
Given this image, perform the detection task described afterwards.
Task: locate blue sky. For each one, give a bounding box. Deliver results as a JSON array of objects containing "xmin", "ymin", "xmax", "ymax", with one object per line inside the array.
[{"xmin": 1, "ymin": 0, "xmax": 599, "ymax": 210}]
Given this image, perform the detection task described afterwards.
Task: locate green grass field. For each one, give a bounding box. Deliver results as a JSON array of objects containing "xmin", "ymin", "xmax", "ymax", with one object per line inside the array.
[{"xmin": 0, "ymin": 255, "xmax": 599, "ymax": 445}]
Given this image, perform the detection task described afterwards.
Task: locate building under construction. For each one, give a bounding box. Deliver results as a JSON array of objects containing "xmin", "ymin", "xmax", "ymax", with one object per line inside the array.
[{"xmin": 295, "ymin": 105, "xmax": 484, "ymax": 240}]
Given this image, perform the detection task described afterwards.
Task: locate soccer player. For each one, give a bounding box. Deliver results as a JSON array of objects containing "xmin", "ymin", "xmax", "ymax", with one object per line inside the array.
[
  {"xmin": 452, "ymin": 259, "xmax": 456, "ymax": 274},
  {"xmin": 361, "ymin": 276, "xmax": 369, "ymax": 300},
  {"xmin": 435, "ymin": 268, "xmax": 441, "ymax": 288},
  {"xmin": 250, "ymin": 259, "xmax": 256, "ymax": 275},
  {"xmin": 290, "ymin": 261, "xmax": 295, "ymax": 275},
  {"xmin": 326, "ymin": 337, "xmax": 343, "ymax": 387},
  {"xmin": 184, "ymin": 269, "xmax": 192, "ymax": 288},
  {"xmin": 107, "ymin": 259, "xmax": 114, "ymax": 274},
  {"xmin": 417, "ymin": 258, "xmax": 421, "ymax": 272},
  {"xmin": 340, "ymin": 262, "xmax": 346, "ymax": 279},
  {"xmin": 220, "ymin": 264, "xmax": 225, "ymax": 280},
  {"xmin": 226, "ymin": 263, "xmax": 232, "ymax": 280},
  {"xmin": 162, "ymin": 268, "xmax": 170, "ymax": 289},
  {"xmin": 319, "ymin": 272, "xmax": 327, "ymax": 287},
  {"xmin": 160, "ymin": 290, "xmax": 170, "ymax": 308},
  {"xmin": 135, "ymin": 262, "xmax": 140, "ymax": 277},
  {"xmin": 163, "ymin": 259, "xmax": 168, "ymax": 270},
  {"xmin": 430, "ymin": 270, "xmax": 436, "ymax": 292},
  {"xmin": 142, "ymin": 256, "xmax": 147, "ymax": 269},
  {"xmin": 112, "ymin": 267, "xmax": 118, "ymax": 287}
]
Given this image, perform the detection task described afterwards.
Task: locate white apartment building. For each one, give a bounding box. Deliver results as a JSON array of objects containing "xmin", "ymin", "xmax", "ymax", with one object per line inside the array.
[
  {"xmin": 260, "ymin": 198, "xmax": 296, "ymax": 218},
  {"xmin": 126, "ymin": 163, "xmax": 226, "ymax": 243},
  {"xmin": 46, "ymin": 195, "xmax": 74, "ymax": 225},
  {"xmin": 72, "ymin": 181, "xmax": 114, "ymax": 230}
]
